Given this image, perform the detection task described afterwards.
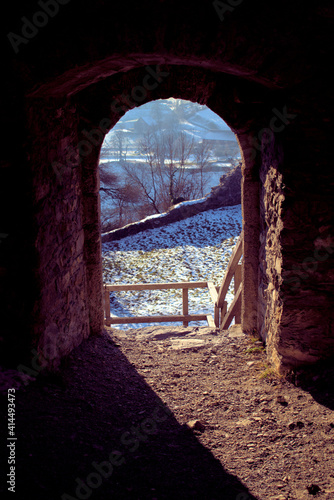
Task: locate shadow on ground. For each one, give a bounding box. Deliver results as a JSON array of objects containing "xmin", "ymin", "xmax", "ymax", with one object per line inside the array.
[
  {"xmin": 289, "ymin": 355, "xmax": 334, "ymax": 412},
  {"xmin": 0, "ymin": 332, "xmax": 257, "ymax": 500}
]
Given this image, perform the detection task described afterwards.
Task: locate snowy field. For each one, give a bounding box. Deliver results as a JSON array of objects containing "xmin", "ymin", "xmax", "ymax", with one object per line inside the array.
[{"xmin": 102, "ymin": 204, "xmax": 242, "ymax": 329}]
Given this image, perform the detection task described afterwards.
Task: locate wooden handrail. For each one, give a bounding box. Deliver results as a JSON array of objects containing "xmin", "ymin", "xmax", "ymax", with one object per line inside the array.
[
  {"xmin": 104, "ymin": 281, "xmax": 214, "ymax": 328},
  {"xmin": 216, "ymin": 231, "xmax": 243, "ymax": 308},
  {"xmin": 105, "ymin": 281, "xmax": 208, "ymax": 291},
  {"xmin": 215, "ymin": 231, "xmax": 243, "ymax": 329},
  {"xmin": 207, "ymin": 281, "xmax": 218, "ymax": 304},
  {"xmin": 220, "ymin": 283, "xmax": 242, "ymax": 329},
  {"xmin": 105, "ymin": 314, "xmax": 210, "ymax": 325}
]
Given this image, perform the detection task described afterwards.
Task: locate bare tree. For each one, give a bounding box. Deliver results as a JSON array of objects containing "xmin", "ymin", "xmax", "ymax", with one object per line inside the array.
[
  {"xmin": 122, "ymin": 129, "xmax": 165, "ymax": 214},
  {"xmin": 112, "ymin": 184, "xmax": 141, "ymax": 227},
  {"xmin": 194, "ymin": 140, "xmax": 213, "ymax": 196},
  {"xmin": 125, "ymin": 129, "xmax": 200, "ymax": 211},
  {"xmin": 162, "ymin": 131, "xmax": 197, "ymax": 204},
  {"xmin": 122, "ymin": 160, "xmax": 162, "ymax": 214},
  {"xmin": 99, "ymin": 168, "xmax": 119, "ymax": 196},
  {"xmin": 99, "ymin": 165, "xmax": 141, "ymax": 230},
  {"xmin": 105, "ymin": 130, "xmax": 129, "ymax": 161}
]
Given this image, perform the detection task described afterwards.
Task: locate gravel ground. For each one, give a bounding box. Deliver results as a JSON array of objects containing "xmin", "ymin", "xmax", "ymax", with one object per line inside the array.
[{"xmin": 1, "ymin": 326, "xmax": 334, "ymax": 500}]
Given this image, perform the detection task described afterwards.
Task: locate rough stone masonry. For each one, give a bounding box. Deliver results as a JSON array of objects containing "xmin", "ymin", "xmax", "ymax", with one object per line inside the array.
[{"xmin": 0, "ymin": 0, "xmax": 333, "ymax": 375}]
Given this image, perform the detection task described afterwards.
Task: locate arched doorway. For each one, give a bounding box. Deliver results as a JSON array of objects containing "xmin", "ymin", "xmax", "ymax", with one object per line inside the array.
[
  {"xmin": 26, "ymin": 65, "xmax": 266, "ymax": 368},
  {"xmin": 2, "ymin": 0, "xmax": 333, "ymax": 376},
  {"xmin": 99, "ymin": 97, "xmax": 243, "ymax": 328}
]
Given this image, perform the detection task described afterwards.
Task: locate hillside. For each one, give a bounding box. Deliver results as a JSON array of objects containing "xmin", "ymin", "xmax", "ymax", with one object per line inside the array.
[
  {"xmin": 106, "ymin": 99, "xmax": 238, "ymax": 143},
  {"xmin": 102, "ymin": 163, "xmax": 242, "ymax": 242},
  {"xmin": 102, "ymin": 204, "xmax": 242, "ymax": 329}
]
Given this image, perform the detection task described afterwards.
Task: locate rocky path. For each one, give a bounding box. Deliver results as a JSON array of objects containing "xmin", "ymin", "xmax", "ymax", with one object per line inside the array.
[
  {"xmin": 1, "ymin": 326, "xmax": 334, "ymax": 499},
  {"xmin": 111, "ymin": 325, "xmax": 334, "ymax": 500}
]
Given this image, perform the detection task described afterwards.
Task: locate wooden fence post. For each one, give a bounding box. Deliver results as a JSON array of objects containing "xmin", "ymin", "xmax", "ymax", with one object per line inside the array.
[
  {"xmin": 221, "ymin": 300, "xmax": 228, "ymax": 327},
  {"xmin": 103, "ymin": 281, "xmax": 214, "ymax": 327},
  {"xmin": 234, "ymin": 264, "xmax": 242, "ymax": 323},
  {"xmin": 182, "ymin": 288, "xmax": 189, "ymax": 327},
  {"xmin": 104, "ymin": 287, "xmax": 111, "ymax": 325},
  {"xmin": 214, "ymin": 305, "xmax": 220, "ymax": 328}
]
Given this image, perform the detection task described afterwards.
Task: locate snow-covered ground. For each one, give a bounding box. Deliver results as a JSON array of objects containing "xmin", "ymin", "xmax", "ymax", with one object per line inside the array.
[{"xmin": 102, "ymin": 204, "xmax": 242, "ymax": 329}]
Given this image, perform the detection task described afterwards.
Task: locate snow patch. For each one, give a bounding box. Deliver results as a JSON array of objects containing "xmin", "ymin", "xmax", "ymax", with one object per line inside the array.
[{"xmin": 102, "ymin": 204, "xmax": 242, "ymax": 329}]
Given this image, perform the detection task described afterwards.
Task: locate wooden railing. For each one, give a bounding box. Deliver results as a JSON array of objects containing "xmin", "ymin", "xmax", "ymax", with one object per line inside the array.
[
  {"xmin": 104, "ymin": 281, "xmax": 216, "ymax": 328},
  {"xmin": 215, "ymin": 230, "xmax": 243, "ymax": 329},
  {"xmin": 103, "ymin": 231, "xmax": 243, "ymax": 330}
]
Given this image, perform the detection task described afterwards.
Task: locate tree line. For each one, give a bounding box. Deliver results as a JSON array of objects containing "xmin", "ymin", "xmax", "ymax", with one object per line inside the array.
[{"xmin": 100, "ymin": 128, "xmax": 213, "ymax": 232}]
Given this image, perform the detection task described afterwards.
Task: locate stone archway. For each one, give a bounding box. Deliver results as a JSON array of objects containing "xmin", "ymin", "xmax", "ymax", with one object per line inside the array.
[
  {"xmin": 1, "ymin": 1, "xmax": 333, "ymax": 374},
  {"xmin": 23, "ymin": 63, "xmax": 283, "ymax": 369}
]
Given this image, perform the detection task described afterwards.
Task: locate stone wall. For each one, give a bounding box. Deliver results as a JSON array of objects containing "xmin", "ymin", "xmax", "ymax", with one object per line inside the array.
[
  {"xmin": 258, "ymin": 124, "xmax": 286, "ymax": 368},
  {"xmin": 27, "ymin": 99, "xmax": 92, "ymax": 367},
  {"xmin": 1, "ymin": 0, "xmax": 333, "ymax": 373},
  {"xmin": 277, "ymin": 123, "xmax": 334, "ymax": 371},
  {"xmin": 258, "ymin": 102, "xmax": 334, "ymax": 372}
]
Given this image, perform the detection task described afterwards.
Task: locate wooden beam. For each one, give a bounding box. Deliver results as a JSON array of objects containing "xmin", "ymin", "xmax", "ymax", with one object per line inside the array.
[
  {"xmin": 206, "ymin": 315, "xmax": 216, "ymax": 328},
  {"xmin": 220, "ymin": 300, "xmax": 227, "ymax": 327},
  {"xmin": 220, "ymin": 284, "xmax": 243, "ymax": 330},
  {"xmin": 234, "ymin": 264, "xmax": 242, "ymax": 323},
  {"xmin": 182, "ymin": 288, "xmax": 189, "ymax": 327},
  {"xmin": 217, "ymin": 231, "xmax": 243, "ymax": 307},
  {"xmin": 207, "ymin": 281, "xmax": 218, "ymax": 304},
  {"xmin": 234, "ymin": 264, "xmax": 242, "ymax": 292},
  {"xmin": 105, "ymin": 314, "xmax": 208, "ymax": 325},
  {"xmin": 104, "ymin": 281, "xmax": 221, "ymax": 329},
  {"xmin": 104, "ymin": 288, "xmax": 111, "ymax": 322},
  {"xmin": 105, "ymin": 281, "xmax": 209, "ymax": 292},
  {"xmin": 221, "ymin": 300, "xmax": 227, "ymax": 319},
  {"xmin": 206, "ymin": 281, "xmax": 220, "ymax": 327},
  {"xmin": 214, "ymin": 305, "xmax": 219, "ymax": 328}
]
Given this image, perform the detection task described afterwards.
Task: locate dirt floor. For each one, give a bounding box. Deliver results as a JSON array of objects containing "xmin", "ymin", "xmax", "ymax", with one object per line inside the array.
[{"xmin": 1, "ymin": 325, "xmax": 334, "ymax": 500}]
